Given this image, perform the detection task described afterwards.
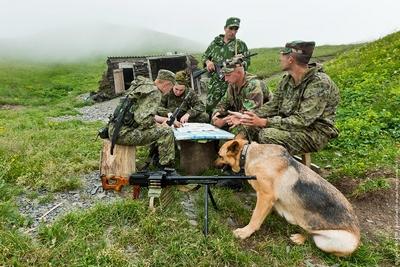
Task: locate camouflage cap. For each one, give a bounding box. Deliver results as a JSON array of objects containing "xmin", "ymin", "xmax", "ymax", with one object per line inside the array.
[
  {"xmin": 156, "ymin": 69, "xmax": 176, "ymax": 84},
  {"xmin": 175, "ymin": 70, "xmax": 189, "ymax": 86},
  {"xmin": 221, "ymin": 54, "xmax": 245, "ymax": 74},
  {"xmin": 225, "ymin": 17, "xmax": 240, "ymax": 28},
  {"xmin": 280, "ymin": 40, "xmax": 316, "ymax": 57}
]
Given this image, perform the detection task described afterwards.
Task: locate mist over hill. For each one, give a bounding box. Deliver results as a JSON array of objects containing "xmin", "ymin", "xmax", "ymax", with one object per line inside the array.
[{"xmin": 0, "ymin": 23, "xmax": 206, "ymax": 62}]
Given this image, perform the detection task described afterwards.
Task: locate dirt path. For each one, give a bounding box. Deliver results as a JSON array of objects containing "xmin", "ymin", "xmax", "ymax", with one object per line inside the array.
[{"xmin": 334, "ymin": 176, "xmax": 398, "ymax": 240}]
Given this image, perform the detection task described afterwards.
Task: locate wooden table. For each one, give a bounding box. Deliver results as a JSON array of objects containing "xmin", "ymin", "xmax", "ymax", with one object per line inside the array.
[{"xmin": 173, "ymin": 123, "xmax": 234, "ymax": 175}]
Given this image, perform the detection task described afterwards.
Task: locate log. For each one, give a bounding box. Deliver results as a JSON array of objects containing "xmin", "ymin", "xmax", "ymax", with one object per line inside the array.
[{"xmin": 100, "ymin": 139, "xmax": 136, "ymax": 178}]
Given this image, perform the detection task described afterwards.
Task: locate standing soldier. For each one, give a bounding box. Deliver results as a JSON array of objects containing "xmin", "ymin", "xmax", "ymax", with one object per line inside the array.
[{"xmin": 202, "ymin": 17, "xmax": 250, "ymax": 114}]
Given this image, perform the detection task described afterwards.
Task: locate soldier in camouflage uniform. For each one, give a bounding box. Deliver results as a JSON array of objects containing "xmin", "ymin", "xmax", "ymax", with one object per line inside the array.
[
  {"xmin": 226, "ymin": 41, "xmax": 340, "ymax": 155},
  {"xmin": 156, "ymin": 70, "xmax": 209, "ymax": 124},
  {"xmin": 211, "ymin": 55, "xmax": 271, "ymax": 129},
  {"xmin": 202, "ymin": 17, "xmax": 250, "ymax": 114},
  {"xmin": 108, "ymin": 69, "xmax": 176, "ymax": 167}
]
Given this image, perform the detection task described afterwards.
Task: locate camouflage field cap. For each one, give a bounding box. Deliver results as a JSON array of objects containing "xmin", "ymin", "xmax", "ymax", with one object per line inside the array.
[
  {"xmin": 280, "ymin": 40, "xmax": 316, "ymax": 57},
  {"xmin": 225, "ymin": 17, "xmax": 240, "ymax": 28},
  {"xmin": 156, "ymin": 69, "xmax": 176, "ymax": 84},
  {"xmin": 222, "ymin": 54, "xmax": 245, "ymax": 74},
  {"xmin": 175, "ymin": 70, "xmax": 189, "ymax": 86}
]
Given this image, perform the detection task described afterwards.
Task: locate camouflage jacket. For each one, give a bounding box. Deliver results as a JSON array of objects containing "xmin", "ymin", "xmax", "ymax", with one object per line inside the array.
[
  {"xmin": 157, "ymin": 88, "xmax": 206, "ymax": 119},
  {"xmin": 202, "ymin": 35, "xmax": 250, "ymax": 74},
  {"xmin": 112, "ymin": 76, "xmax": 162, "ymax": 130},
  {"xmin": 255, "ymin": 65, "xmax": 340, "ymax": 137},
  {"xmin": 213, "ymin": 73, "xmax": 267, "ymax": 116}
]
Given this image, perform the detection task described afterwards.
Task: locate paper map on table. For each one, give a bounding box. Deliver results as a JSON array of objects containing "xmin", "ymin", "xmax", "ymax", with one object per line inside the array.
[{"xmin": 173, "ymin": 123, "xmax": 234, "ymax": 141}]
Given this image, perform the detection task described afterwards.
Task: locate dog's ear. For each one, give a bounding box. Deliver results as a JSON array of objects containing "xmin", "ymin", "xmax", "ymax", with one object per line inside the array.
[
  {"xmin": 227, "ymin": 140, "xmax": 240, "ymax": 155},
  {"xmin": 234, "ymin": 133, "xmax": 246, "ymax": 140}
]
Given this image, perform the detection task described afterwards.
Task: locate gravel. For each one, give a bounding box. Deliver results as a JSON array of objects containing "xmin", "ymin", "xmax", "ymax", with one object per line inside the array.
[
  {"xmin": 50, "ymin": 95, "xmax": 121, "ymax": 123},
  {"xmin": 18, "ymin": 171, "xmax": 124, "ymax": 235}
]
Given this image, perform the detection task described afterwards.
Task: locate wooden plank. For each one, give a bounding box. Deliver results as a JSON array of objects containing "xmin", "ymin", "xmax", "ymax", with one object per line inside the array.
[{"xmin": 113, "ymin": 69, "xmax": 125, "ymax": 95}]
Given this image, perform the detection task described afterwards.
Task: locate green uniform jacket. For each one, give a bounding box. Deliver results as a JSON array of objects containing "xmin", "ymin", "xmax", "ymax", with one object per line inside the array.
[
  {"xmin": 157, "ymin": 88, "xmax": 206, "ymax": 119},
  {"xmin": 212, "ymin": 73, "xmax": 267, "ymax": 117},
  {"xmin": 202, "ymin": 35, "xmax": 249, "ymax": 112},
  {"xmin": 111, "ymin": 76, "xmax": 162, "ymax": 131},
  {"xmin": 255, "ymin": 65, "xmax": 340, "ymax": 138}
]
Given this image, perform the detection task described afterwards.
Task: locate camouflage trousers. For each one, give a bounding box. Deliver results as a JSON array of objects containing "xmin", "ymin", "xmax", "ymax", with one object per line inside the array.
[
  {"xmin": 244, "ymin": 127, "xmax": 330, "ymax": 155},
  {"xmin": 109, "ymin": 125, "xmax": 175, "ymax": 166},
  {"xmin": 206, "ymin": 77, "xmax": 228, "ymax": 114}
]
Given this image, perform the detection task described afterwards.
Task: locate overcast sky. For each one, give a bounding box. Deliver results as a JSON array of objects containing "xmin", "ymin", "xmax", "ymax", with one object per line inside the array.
[{"xmin": 1, "ymin": 0, "xmax": 399, "ymax": 48}]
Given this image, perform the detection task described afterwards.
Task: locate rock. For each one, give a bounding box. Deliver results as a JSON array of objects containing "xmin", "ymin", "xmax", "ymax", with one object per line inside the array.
[{"xmin": 189, "ymin": 220, "xmax": 198, "ymax": 226}]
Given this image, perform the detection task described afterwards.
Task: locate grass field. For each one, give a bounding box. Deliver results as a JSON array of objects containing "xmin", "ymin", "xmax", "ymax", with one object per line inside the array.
[{"xmin": 0, "ymin": 33, "xmax": 399, "ymax": 266}]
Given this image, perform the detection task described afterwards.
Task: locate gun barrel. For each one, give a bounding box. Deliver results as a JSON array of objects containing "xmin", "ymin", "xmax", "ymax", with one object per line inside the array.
[{"xmin": 128, "ymin": 173, "xmax": 256, "ymax": 187}]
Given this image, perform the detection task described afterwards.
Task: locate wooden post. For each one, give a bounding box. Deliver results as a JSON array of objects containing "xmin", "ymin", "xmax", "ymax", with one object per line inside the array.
[
  {"xmin": 301, "ymin": 153, "xmax": 311, "ymax": 167},
  {"xmin": 100, "ymin": 139, "xmax": 136, "ymax": 178},
  {"xmin": 113, "ymin": 69, "xmax": 125, "ymax": 95}
]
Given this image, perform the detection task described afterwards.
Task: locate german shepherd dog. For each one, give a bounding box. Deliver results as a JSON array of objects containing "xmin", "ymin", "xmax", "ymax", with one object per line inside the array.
[{"xmin": 215, "ymin": 136, "xmax": 360, "ymax": 256}]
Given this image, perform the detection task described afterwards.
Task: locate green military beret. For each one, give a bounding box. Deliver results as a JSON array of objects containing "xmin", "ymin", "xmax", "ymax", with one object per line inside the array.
[
  {"xmin": 156, "ymin": 69, "xmax": 176, "ymax": 84},
  {"xmin": 280, "ymin": 40, "xmax": 316, "ymax": 58},
  {"xmin": 225, "ymin": 17, "xmax": 240, "ymax": 28},
  {"xmin": 175, "ymin": 70, "xmax": 189, "ymax": 86}
]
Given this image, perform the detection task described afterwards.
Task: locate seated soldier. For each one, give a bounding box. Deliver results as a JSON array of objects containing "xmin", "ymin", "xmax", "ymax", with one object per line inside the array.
[
  {"xmin": 107, "ymin": 69, "xmax": 177, "ymax": 168},
  {"xmin": 226, "ymin": 41, "xmax": 340, "ymax": 155},
  {"xmin": 155, "ymin": 70, "xmax": 209, "ymax": 124},
  {"xmin": 211, "ymin": 55, "xmax": 271, "ymax": 129}
]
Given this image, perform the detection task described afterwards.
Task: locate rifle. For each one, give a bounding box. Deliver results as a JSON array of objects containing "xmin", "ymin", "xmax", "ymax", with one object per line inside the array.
[
  {"xmin": 101, "ymin": 168, "xmax": 256, "ymax": 236},
  {"xmin": 166, "ymin": 90, "xmax": 192, "ymax": 126},
  {"xmin": 192, "ymin": 52, "xmax": 258, "ymax": 80},
  {"xmin": 109, "ymin": 95, "xmax": 134, "ymax": 155}
]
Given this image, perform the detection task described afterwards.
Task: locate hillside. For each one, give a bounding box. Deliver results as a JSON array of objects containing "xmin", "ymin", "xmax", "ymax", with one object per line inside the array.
[
  {"xmin": 0, "ymin": 23, "xmax": 205, "ymax": 62},
  {"xmin": 318, "ymin": 31, "xmax": 400, "ymax": 177},
  {"xmin": 0, "ymin": 33, "xmax": 399, "ymax": 266}
]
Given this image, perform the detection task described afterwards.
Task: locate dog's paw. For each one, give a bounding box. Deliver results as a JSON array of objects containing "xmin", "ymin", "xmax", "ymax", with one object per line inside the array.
[
  {"xmin": 233, "ymin": 227, "xmax": 254, "ymax": 239},
  {"xmin": 290, "ymin": 233, "xmax": 307, "ymax": 245}
]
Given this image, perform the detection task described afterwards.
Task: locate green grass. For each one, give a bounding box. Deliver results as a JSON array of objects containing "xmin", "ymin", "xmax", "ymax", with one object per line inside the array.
[
  {"xmin": 316, "ymin": 31, "xmax": 400, "ymax": 179},
  {"xmin": 0, "ymin": 35, "xmax": 399, "ymax": 266},
  {"xmin": 0, "ymin": 192, "xmax": 397, "ymax": 266}
]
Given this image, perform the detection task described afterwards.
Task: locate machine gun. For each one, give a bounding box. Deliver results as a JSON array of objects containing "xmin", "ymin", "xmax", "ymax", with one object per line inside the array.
[
  {"xmin": 166, "ymin": 91, "xmax": 192, "ymax": 126},
  {"xmin": 101, "ymin": 168, "xmax": 256, "ymax": 236},
  {"xmin": 192, "ymin": 52, "xmax": 258, "ymax": 80}
]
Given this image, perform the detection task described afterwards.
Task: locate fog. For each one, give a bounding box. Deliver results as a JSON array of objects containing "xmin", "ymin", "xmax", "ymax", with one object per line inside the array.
[{"xmin": 0, "ymin": 0, "xmax": 399, "ymax": 61}]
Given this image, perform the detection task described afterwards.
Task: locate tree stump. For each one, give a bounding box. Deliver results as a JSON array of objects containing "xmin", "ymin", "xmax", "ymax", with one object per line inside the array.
[{"xmin": 100, "ymin": 139, "xmax": 136, "ymax": 178}]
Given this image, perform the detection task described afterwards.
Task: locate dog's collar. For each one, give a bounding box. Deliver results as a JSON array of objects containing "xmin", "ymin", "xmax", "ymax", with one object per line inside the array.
[{"xmin": 239, "ymin": 143, "xmax": 250, "ymax": 174}]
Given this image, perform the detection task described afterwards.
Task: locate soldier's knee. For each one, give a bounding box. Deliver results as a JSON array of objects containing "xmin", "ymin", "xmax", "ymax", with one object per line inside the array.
[{"xmin": 258, "ymin": 128, "xmax": 290, "ymax": 144}]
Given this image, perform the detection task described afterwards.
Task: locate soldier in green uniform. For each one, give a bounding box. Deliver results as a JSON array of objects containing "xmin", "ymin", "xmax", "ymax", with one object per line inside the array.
[
  {"xmin": 155, "ymin": 70, "xmax": 209, "ymax": 124},
  {"xmin": 202, "ymin": 17, "xmax": 250, "ymax": 114},
  {"xmin": 211, "ymin": 55, "xmax": 271, "ymax": 129},
  {"xmin": 226, "ymin": 41, "xmax": 340, "ymax": 155},
  {"xmin": 107, "ymin": 69, "xmax": 177, "ymax": 167}
]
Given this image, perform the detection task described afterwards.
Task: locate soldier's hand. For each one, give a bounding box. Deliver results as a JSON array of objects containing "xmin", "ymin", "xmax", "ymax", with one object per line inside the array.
[
  {"xmin": 212, "ymin": 117, "xmax": 225, "ymax": 128},
  {"xmin": 240, "ymin": 111, "xmax": 268, "ymax": 127},
  {"xmin": 206, "ymin": 60, "xmax": 215, "ymax": 72},
  {"xmin": 223, "ymin": 115, "xmax": 241, "ymax": 126},
  {"xmin": 180, "ymin": 113, "xmax": 190, "ymax": 124},
  {"xmin": 173, "ymin": 120, "xmax": 182, "ymax": 128}
]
